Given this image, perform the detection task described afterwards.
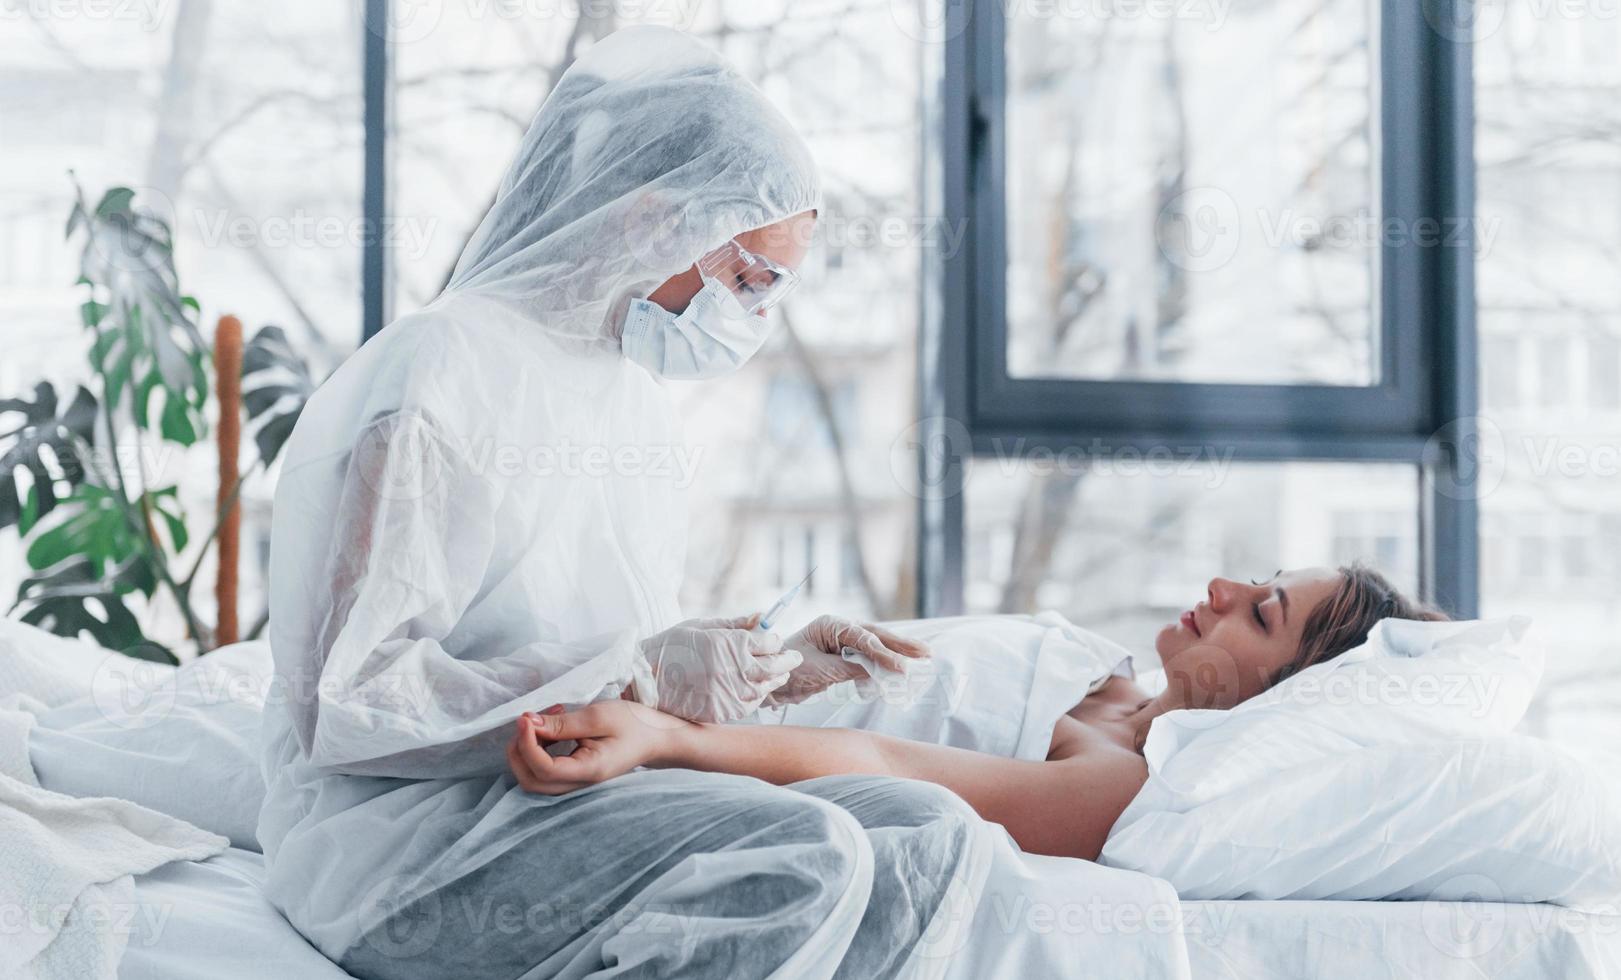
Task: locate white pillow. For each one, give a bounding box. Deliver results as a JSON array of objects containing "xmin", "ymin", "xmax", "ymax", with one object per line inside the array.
[
  {"xmin": 0, "ymin": 618, "xmax": 176, "ymax": 708},
  {"xmin": 1132, "ymin": 616, "xmax": 1541, "ymax": 807},
  {"xmin": 28, "ymin": 641, "xmax": 272, "ymax": 851},
  {"xmin": 1099, "ymin": 616, "xmax": 1614, "ymax": 906},
  {"xmin": 1102, "ymin": 735, "xmax": 1621, "ymax": 910},
  {"xmin": 1263, "ymin": 614, "xmax": 1541, "ymax": 732}
]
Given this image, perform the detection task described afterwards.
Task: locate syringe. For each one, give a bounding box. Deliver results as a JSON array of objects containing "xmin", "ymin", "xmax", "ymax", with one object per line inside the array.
[{"xmin": 757, "ymin": 566, "xmax": 816, "ymax": 632}]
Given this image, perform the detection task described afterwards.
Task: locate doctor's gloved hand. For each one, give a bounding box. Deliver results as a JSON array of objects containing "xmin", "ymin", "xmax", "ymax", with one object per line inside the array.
[
  {"xmin": 762, "ymin": 615, "xmax": 931, "ymax": 707},
  {"xmin": 636, "ymin": 617, "xmax": 801, "ymax": 723}
]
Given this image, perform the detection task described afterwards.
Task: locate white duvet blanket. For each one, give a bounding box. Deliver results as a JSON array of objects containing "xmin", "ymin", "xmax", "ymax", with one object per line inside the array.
[
  {"xmin": 775, "ymin": 613, "xmax": 1192, "ymax": 979},
  {"xmin": 0, "ymin": 696, "xmax": 226, "ymax": 980}
]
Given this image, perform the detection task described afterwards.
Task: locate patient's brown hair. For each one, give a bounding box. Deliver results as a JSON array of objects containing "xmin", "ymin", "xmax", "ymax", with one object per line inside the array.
[{"xmin": 1274, "ymin": 563, "xmax": 1450, "ymax": 685}]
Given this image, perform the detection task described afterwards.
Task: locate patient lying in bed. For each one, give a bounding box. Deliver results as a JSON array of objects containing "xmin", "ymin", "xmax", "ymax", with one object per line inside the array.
[{"xmin": 509, "ymin": 563, "xmax": 1447, "ymax": 861}]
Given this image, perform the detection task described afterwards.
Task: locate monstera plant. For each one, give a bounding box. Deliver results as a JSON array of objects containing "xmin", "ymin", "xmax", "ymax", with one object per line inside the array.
[{"xmin": 0, "ymin": 183, "xmax": 315, "ymax": 663}]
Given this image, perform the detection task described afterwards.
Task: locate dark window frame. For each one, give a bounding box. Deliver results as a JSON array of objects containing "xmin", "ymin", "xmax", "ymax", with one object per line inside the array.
[{"xmin": 361, "ymin": 0, "xmax": 391, "ymax": 344}]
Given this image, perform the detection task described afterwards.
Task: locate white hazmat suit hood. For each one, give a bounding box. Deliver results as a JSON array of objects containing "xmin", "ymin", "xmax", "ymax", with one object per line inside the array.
[
  {"xmin": 447, "ymin": 25, "xmax": 821, "ymax": 351},
  {"xmin": 256, "ymin": 27, "xmax": 864, "ymax": 969}
]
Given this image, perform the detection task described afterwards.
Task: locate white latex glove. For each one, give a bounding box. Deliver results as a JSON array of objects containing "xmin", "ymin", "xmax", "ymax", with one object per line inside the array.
[
  {"xmin": 762, "ymin": 615, "xmax": 931, "ymax": 707},
  {"xmin": 636, "ymin": 615, "xmax": 801, "ymax": 723}
]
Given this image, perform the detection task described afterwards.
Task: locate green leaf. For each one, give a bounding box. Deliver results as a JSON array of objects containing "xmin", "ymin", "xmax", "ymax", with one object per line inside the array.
[
  {"xmin": 242, "ymin": 325, "xmax": 317, "ymax": 466},
  {"xmin": 18, "ymin": 595, "xmax": 147, "ymax": 653},
  {"xmin": 242, "ymin": 386, "xmax": 284, "ymax": 418},
  {"xmin": 121, "ymin": 640, "xmax": 179, "ymax": 665},
  {"xmin": 150, "ymin": 486, "xmax": 189, "ymax": 553},
  {"xmin": 14, "ymin": 555, "xmax": 169, "ymax": 660},
  {"xmin": 253, "ymin": 410, "xmax": 301, "ymax": 466},
  {"xmin": 130, "ymin": 372, "xmax": 158, "ymax": 430},
  {"xmin": 24, "ymin": 519, "xmax": 81, "ymax": 569},
  {"xmin": 0, "ymin": 382, "xmax": 98, "ymax": 531},
  {"xmin": 95, "ymin": 186, "xmax": 136, "ymax": 218},
  {"xmin": 79, "ymin": 296, "xmax": 107, "ymax": 330},
  {"xmin": 68, "ymin": 180, "xmax": 210, "ymax": 445},
  {"xmin": 65, "ymin": 202, "xmax": 85, "ymax": 242},
  {"xmin": 158, "ymin": 388, "xmax": 197, "ymax": 445},
  {"xmin": 24, "ymin": 483, "xmax": 140, "ymax": 574},
  {"xmin": 89, "ymin": 320, "xmax": 117, "ymax": 362},
  {"xmin": 188, "ymin": 350, "xmax": 208, "ymax": 408},
  {"xmin": 18, "ymin": 485, "xmax": 41, "ymax": 537},
  {"xmin": 158, "ymin": 509, "xmax": 188, "ymax": 553}
]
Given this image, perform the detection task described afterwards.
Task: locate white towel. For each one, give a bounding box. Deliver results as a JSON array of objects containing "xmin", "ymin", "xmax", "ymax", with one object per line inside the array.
[{"xmin": 0, "ymin": 694, "xmax": 227, "ymax": 979}]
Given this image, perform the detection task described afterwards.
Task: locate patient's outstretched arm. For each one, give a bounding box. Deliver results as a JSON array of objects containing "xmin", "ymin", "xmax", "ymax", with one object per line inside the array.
[
  {"xmin": 508, "ymin": 703, "xmax": 1146, "ymax": 861},
  {"xmin": 672, "ymin": 721, "xmax": 1145, "ymax": 861}
]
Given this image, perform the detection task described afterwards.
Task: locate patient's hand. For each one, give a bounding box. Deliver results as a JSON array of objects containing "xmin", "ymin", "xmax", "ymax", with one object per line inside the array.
[
  {"xmin": 763, "ymin": 615, "xmax": 930, "ymax": 707},
  {"xmin": 507, "ymin": 702, "xmax": 689, "ymax": 795}
]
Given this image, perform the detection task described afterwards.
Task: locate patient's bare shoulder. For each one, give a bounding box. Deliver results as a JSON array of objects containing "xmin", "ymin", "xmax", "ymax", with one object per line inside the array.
[
  {"xmin": 998, "ymin": 742, "xmax": 1146, "ymax": 862},
  {"xmin": 1037, "ymin": 742, "xmax": 1148, "ymax": 861},
  {"xmin": 1037, "ymin": 691, "xmax": 1151, "ymax": 860}
]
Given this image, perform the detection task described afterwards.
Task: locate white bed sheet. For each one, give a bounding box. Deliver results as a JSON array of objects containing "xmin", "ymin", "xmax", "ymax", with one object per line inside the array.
[
  {"xmin": 121, "ymin": 848, "xmax": 353, "ymax": 980},
  {"xmin": 1183, "ymin": 898, "xmax": 1621, "ymax": 980},
  {"xmin": 121, "ymin": 842, "xmax": 1189, "ymax": 980},
  {"xmin": 127, "ymin": 848, "xmax": 1619, "ymax": 980}
]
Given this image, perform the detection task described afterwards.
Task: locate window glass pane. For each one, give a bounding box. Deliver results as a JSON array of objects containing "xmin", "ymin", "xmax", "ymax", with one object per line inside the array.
[
  {"xmin": 1483, "ymin": 335, "xmax": 1521, "ymax": 410},
  {"xmin": 1590, "ymin": 334, "xmax": 1620, "ymax": 413},
  {"xmin": 388, "ymin": 6, "xmax": 558, "ymax": 311},
  {"xmin": 1, "ymin": 4, "xmax": 361, "ymax": 644},
  {"xmin": 1004, "ymin": 1, "xmax": 1377, "ymax": 385},
  {"xmin": 965, "ymin": 459, "xmax": 1419, "ymax": 663},
  {"xmin": 1478, "ymin": 9, "xmax": 1621, "ymax": 775},
  {"xmin": 1538, "ymin": 336, "xmax": 1570, "ymax": 409},
  {"xmin": 2, "ymin": 5, "xmax": 363, "ymax": 359},
  {"xmin": 390, "ymin": 4, "xmax": 922, "ymax": 622}
]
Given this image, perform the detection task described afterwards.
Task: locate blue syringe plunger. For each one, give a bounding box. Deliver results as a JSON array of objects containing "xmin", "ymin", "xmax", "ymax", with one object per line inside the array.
[{"xmin": 758, "ymin": 567, "xmax": 815, "ymax": 631}]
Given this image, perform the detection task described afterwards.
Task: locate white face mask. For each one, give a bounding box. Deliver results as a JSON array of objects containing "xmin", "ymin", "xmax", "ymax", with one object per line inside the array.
[{"xmin": 620, "ymin": 279, "xmax": 772, "ymax": 380}]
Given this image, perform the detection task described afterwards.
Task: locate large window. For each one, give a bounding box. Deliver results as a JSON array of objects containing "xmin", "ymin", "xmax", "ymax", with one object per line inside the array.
[
  {"xmin": 1476, "ymin": 5, "xmax": 1621, "ymax": 766},
  {"xmin": 1005, "ymin": 0, "xmax": 1378, "ymax": 385},
  {"xmin": 0, "ymin": 2, "xmax": 362, "ymax": 630},
  {"xmin": 925, "ymin": 0, "xmax": 1477, "ymax": 652}
]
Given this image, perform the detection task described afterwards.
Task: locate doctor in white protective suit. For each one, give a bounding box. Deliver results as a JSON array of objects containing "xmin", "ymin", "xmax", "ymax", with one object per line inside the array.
[{"xmin": 258, "ymin": 24, "xmax": 992, "ymax": 980}]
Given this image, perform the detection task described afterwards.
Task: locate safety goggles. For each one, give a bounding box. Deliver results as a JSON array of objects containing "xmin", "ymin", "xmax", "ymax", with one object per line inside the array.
[{"xmin": 696, "ymin": 239, "xmax": 800, "ymax": 317}]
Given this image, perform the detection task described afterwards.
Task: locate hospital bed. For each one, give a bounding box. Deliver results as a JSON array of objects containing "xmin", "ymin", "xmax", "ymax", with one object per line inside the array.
[
  {"xmin": 1181, "ymin": 898, "xmax": 1621, "ymax": 979},
  {"xmin": 5, "ymin": 618, "xmax": 1618, "ymax": 979},
  {"xmin": 115, "ymin": 850, "xmax": 1621, "ymax": 980}
]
